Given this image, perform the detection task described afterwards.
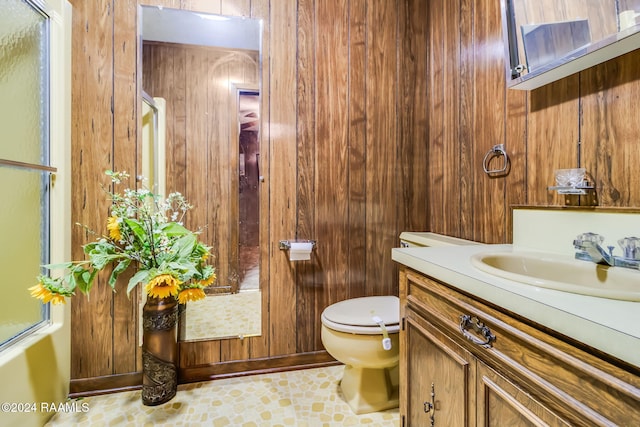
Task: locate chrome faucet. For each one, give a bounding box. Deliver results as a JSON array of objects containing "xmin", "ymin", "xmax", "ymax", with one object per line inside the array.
[{"xmin": 573, "ymin": 232, "xmax": 640, "ymax": 269}]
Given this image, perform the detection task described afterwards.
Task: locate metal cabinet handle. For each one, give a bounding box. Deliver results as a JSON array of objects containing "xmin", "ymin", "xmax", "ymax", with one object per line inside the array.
[
  {"xmin": 459, "ymin": 314, "xmax": 496, "ymax": 348},
  {"xmin": 423, "ymin": 383, "xmax": 435, "ymax": 426}
]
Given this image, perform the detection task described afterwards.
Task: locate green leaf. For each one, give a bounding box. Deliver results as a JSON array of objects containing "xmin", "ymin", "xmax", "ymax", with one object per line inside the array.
[
  {"xmin": 73, "ymin": 268, "xmax": 97, "ymax": 294},
  {"xmin": 173, "ymin": 233, "xmax": 197, "ymax": 260},
  {"xmin": 41, "ymin": 262, "xmax": 74, "ymax": 270},
  {"xmin": 127, "ymin": 269, "xmax": 150, "ymax": 295},
  {"xmin": 161, "ymin": 222, "xmax": 190, "ymax": 236},
  {"xmin": 124, "ymin": 218, "xmax": 148, "ymax": 242},
  {"xmin": 90, "ymin": 253, "xmax": 122, "ymax": 270},
  {"xmin": 108, "ymin": 259, "xmax": 131, "ymax": 288}
]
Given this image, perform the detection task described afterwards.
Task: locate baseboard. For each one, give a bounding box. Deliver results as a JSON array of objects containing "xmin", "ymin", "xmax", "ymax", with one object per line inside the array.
[
  {"xmin": 178, "ymin": 351, "xmax": 339, "ymax": 384},
  {"xmin": 69, "ymin": 351, "xmax": 338, "ymax": 398},
  {"xmin": 69, "ymin": 372, "xmax": 142, "ymax": 399}
]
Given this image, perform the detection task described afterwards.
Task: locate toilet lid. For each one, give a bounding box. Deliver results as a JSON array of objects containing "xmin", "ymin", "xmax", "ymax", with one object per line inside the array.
[{"xmin": 321, "ymin": 296, "xmax": 399, "ymax": 329}]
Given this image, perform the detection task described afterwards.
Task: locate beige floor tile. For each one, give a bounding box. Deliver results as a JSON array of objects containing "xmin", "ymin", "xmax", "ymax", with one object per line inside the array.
[{"xmin": 46, "ymin": 366, "xmax": 399, "ymax": 426}]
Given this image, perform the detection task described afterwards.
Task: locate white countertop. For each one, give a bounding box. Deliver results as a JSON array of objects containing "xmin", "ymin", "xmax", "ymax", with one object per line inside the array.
[{"xmin": 392, "ymin": 244, "xmax": 640, "ymax": 368}]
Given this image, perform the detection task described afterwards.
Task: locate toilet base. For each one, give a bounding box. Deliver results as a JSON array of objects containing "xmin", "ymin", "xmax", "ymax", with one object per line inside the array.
[{"xmin": 339, "ymin": 364, "xmax": 399, "ymax": 415}]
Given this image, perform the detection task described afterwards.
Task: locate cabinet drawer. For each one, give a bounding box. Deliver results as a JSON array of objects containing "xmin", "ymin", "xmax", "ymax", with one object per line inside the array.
[{"xmin": 401, "ymin": 269, "xmax": 640, "ymax": 426}]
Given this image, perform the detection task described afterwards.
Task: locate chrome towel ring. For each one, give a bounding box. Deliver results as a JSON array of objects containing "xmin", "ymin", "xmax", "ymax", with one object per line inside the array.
[{"xmin": 482, "ymin": 144, "xmax": 509, "ymax": 175}]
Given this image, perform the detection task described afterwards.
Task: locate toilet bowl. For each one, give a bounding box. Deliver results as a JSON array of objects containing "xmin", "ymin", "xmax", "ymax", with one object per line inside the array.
[{"xmin": 320, "ymin": 295, "xmax": 400, "ymax": 414}]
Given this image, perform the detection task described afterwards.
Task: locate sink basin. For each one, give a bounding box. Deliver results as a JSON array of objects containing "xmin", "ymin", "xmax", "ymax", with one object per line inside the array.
[{"xmin": 470, "ymin": 251, "xmax": 640, "ymax": 302}]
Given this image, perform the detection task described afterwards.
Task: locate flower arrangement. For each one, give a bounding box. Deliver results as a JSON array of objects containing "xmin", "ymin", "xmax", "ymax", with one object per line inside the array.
[{"xmin": 29, "ymin": 170, "xmax": 215, "ymax": 305}]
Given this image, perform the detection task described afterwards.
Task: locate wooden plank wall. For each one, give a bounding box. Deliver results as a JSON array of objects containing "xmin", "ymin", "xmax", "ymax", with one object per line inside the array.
[
  {"xmin": 69, "ymin": 0, "xmax": 140, "ymax": 382},
  {"xmin": 142, "ymin": 42, "xmax": 259, "ymax": 296},
  {"xmin": 67, "ymin": 0, "xmax": 640, "ymax": 390},
  {"xmin": 426, "ymin": 0, "xmax": 640, "ymax": 243}
]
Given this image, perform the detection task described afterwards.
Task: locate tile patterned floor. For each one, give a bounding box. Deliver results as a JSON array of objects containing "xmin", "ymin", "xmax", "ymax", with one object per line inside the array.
[{"xmin": 46, "ymin": 366, "xmax": 400, "ymax": 426}]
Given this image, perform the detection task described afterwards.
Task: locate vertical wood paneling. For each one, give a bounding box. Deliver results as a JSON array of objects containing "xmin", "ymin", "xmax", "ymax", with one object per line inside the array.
[
  {"xmin": 472, "ymin": 0, "xmax": 507, "ymax": 243},
  {"xmin": 527, "ymin": 78, "xmax": 580, "ymax": 206},
  {"xmin": 182, "ymin": 0, "xmax": 221, "ymax": 14},
  {"xmin": 143, "ymin": 44, "xmax": 259, "ymax": 299},
  {"xmin": 458, "ymin": 0, "xmax": 474, "ymax": 241},
  {"xmin": 68, "ymin": 0, "xmax": 640, "ymax": 390},
  {"xmin": 143, "ymin": 43, "xmax": 263, "ymax": 366},
  {"xmin": 503, "ymin": 87, "xmax": 528, "ymax": 241},
  {"xmin": 582, "ymin": 52, "xmax": 640, "ymax": 207},
  {"xmin": 426, "ymin": 0, "xmax": 640, "ymax": 245},
  {"xmin": 427, "ymin": 0, "xmax": 445, "ymax": 235},
  {"xmin": 69, "ymin": 0, "xmax": 116, "ymax": 379},
  {"xmin": 268, "ymin": 0, "xmax": 298, "ymax": 356},
  {"xmin": 314, "ymin": 0, "xmax": 350, "ymax": 333},
  {"xmin": 203, "ymin": 49, "xmax": 229, "ymax": 290},
  {"xmin": 295, "ymin": 0, "xmax": 317, "ymax": 353},
  {"xmin": 442, "ymin": 0, "xmax": 461, "ymax": 237},
  {"xmin": 184, "ymin": 47, "xmax": 209, "ymax": 251},
  {"xmin": 347, "ymin": 0, "xmax": 368, "ymax": 299},
  {"xmin": 140, "ymin": 0, "xmax": 180, "ymax": 7},
  {"xmin": 222, "ymin": 0, "xmax": 250, "ymax": 16},
  {"xmin": 365, "ymin": 0, "xmax": 398, "ymax": 296},
  {"xmin": 112, "ymin": 0, "xmax": 140, "ymax": 374}
]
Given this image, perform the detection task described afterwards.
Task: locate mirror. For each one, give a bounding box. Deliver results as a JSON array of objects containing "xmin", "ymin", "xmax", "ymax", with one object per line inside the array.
[
  {"xmin": 502, "ymin": 0, "xmax": 640, "ymax": 90},
  {"xmin": 140, "ymin": 6, "xmax": 263, "ymax": 341}
]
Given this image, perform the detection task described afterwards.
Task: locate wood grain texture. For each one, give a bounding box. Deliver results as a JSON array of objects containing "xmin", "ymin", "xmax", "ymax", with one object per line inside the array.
[
  {"xmin": 458, "ymin": 0, "xmax": 475, "ymax": 241},
  {"xmin": 268, "ymin": 0, "xmax": 298, "ymax": 356},
  {"xmin": 527, "ymin": 77, "xmax": 580, "ymax": 207},
  {"xmin": 68, "ymin": 0, "xmax": 640, "ymax": 388},
  {"xmin": 347, "ymin": 0, "xmax": 369, "ymax": 300},
  {"xmin": 314, "ymin": 0, "xmax": 350, "ymax": 346},
  {"xmin": 69, "ymin": 0, "xmax": 117, "ymax": 379},
  {"xmin": 424, "ymin": 0, "xmax": 640, "ymax": 243},
  {"xmin": 365, "ymin": 0, "xmax": 399, "ymax": 297},
  {"xmin": 472, "ymin": 0, "xmax": 507, "ymax": 243},
  {"xmin": 142, "ymin": 43, "xmax": 259, "ymax": 301},
  {"xmin": 112, "ymin": 0, "xmax": 140, "ymax": 375},
  {"xmin": 295, "ymin": 0, "xmax": 317, "ymax": 353},
  {"xmin": 427, "ymin": 0, "xmax": 445, "ymax": 236},
  {"xmin": 581, "ymin": 51, "xmax": 640, "ymax": 207},
  {"xmin": 403, "ymin": 270, "xmax": 640, "ymax": 425}
]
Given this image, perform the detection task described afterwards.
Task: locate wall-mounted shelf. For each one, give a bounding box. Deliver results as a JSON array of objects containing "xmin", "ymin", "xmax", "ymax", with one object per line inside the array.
[
  {"xmin": 548, "ymin": 185, "xmax": 598, "ymax": 206},
  {"xmin": 547, "ymin": 185, "xmax": 594, "ymax": 195}
]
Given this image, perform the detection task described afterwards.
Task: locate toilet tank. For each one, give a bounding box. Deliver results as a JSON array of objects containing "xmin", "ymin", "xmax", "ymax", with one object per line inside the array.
[{"xmin": 399, "ymin": 232, "xmax": 480, "ymax": 248}]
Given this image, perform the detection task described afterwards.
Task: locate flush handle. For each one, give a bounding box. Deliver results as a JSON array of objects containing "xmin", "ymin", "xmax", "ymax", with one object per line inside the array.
[{"xmin": 459, "ymin": 314, "xmax": 496, "ymax": 348}]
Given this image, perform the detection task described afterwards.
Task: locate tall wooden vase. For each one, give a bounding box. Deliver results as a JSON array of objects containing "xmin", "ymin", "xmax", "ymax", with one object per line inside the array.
[{"xmin": 141, "ymin": 295, "xmax": 178, "ymax": 406}]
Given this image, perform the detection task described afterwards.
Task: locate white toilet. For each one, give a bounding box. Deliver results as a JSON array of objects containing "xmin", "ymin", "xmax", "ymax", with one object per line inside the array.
[{"xmin": 320, "ymin": 295, "xmax": 400, "ymax": 414}]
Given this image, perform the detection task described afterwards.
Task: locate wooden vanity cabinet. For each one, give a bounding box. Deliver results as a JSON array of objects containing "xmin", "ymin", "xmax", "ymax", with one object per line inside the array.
[{"xmin": 399, "ymin": 269, "xmax": 640, "ymax": 427}]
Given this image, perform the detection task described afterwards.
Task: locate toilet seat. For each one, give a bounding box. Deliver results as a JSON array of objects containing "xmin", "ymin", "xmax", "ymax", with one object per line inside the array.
[{"xmin": 321, "ymin": 296, "xmax": 399, "ymax": 335}]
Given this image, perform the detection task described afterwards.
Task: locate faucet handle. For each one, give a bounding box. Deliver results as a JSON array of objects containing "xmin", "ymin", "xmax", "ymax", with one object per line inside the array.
[
  {"xmin": 575, "ymin": 232, "xmax": 604, "ymax": 244},
  {"xmin": 618, "ymin": 237, "xmax": 640, "ymax": 260}
]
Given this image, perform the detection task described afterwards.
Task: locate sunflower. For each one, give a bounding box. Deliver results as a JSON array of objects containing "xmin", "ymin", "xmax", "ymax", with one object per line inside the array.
[
  {"xmin": 199, "ymin": 272, "xmax": 216, "ymax": 287},
  {"xmin": 107, "ymin": 216, "xmax": 122, "ymax": 241},
  {"xmin": 178, "ymin": 287, "xmax": 206, "ymax": 304},
  {"xmin": 145, "ymin": 273, "xmax": 181, "ymax": 298},
  {"xmin": 29, "ymin": 283, "xmax": 66, "ymax": 305}
]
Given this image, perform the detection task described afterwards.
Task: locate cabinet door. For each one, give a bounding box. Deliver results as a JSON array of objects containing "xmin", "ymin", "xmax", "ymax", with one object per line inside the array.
[
  {"xmin": 476, "ymin": 361, "xmax": 571, "ymax": 427},
  {"xmin": 405, "ymin": 315, "xmax": 476, "ymax": 427}
]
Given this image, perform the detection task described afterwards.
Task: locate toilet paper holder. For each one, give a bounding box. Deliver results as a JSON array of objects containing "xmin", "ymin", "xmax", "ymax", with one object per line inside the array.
[{"xmin": 279, "ymin": 239, "xmax": 317, "ymax": 250}]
